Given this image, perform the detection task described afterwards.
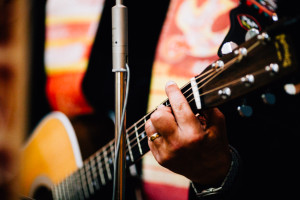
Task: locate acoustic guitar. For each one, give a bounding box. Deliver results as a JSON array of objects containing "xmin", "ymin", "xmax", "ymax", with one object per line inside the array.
[{"xmin": 20, "ymin": 18, "xmax": 299, "ymax": 200}]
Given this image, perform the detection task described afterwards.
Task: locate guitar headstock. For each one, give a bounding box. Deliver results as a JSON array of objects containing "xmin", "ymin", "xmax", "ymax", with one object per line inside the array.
[{"xmin": 192, "ymin": 17, "xmax": 299, "ymax": 113}]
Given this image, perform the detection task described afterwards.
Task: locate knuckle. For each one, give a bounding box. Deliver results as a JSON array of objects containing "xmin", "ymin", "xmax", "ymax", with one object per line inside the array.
[
  {"xmin": 169, "ymin": 140, "xmax": 182, "ymax": 152},
  {"xmin": 185, "ymin": 128, "xmax": 207, "ymax": 145},
  {"xmin": 150, "ymin": 110, "xmax": 162, "ymax": 122}
]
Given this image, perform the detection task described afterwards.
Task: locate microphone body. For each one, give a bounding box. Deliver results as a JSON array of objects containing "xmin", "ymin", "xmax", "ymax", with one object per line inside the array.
[{"xmin": 112, "ymin": 4, "xmax": 128, "ymax": 72}]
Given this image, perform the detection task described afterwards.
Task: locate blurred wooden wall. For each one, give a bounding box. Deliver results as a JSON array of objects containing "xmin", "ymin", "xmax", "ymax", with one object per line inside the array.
[{"xmin": 0, "ymin": 0, "xmax": 29, "ymax": 199}]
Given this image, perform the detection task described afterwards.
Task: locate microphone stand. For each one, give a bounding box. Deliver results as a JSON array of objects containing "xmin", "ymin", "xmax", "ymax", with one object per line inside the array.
[{"xmin": 112, "ymin": 0, "xmax": 128, "ymax": 199}]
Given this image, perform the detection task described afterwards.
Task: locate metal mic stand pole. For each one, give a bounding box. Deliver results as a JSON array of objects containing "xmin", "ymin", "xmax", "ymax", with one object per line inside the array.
[{"xmin": 112, "ymin": 0, "xmax": 128, "ymax": 199}]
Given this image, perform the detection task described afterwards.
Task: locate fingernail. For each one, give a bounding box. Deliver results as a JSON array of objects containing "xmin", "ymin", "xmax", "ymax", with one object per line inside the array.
[{"xmin": 165, "ymin": 80, "xmax": 176, "ymax": 87}]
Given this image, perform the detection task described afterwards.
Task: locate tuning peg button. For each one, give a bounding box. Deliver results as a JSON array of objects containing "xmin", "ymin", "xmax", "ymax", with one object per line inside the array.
[
  {"xmin": 237, "ymin": 105, "xmax": 253, "ymax": 117},
  {"xmin": 245, "ymin": 28, "xmax": 259, "ymax": 41},
  {"xmin": 218, "ymin": 87, "xmax": 231, "ymax": 99},
  {"xmin": 221, "ymin": 41, "xmax": 238, "ymax": 55},
  {"xmin": 261, "ymin": 93, "xmax": 276, "ymax": 105},
  {"xmin": 234, "ymin": 47, "xmax": 248, "ymax": 62},
  {"xmin": 212, "ymin": 60, "xmax": 224, "ymax": 69},
  {"xmin": 241, "ymin": 74, "xmax": 255, "ymax": 87},
  {"xmin": 284, "ymin": 83, "xmax": 298, "ymax": 95},
  {"xmin": 257, "ymin": 32, "xmax": 270, "ymax": 43},
  {"xmin": 265, "ymin": 63, "xmax": 279, "ymax": 75}
]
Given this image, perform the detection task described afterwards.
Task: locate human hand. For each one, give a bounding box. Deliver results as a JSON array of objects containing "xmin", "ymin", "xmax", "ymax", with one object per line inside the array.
[{"xmin": 145, "ymin": 81, "xmax": 231, "ymax": 185}]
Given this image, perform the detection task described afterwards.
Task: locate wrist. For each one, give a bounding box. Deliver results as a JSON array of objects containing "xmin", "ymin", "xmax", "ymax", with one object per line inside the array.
[{"xmin": 191, "ymin": 145, "xmax": 240, "ymax": 198}]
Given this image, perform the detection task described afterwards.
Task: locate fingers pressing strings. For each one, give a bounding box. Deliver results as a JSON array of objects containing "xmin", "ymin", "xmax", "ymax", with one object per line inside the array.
[{"xmin": 123, "ymin": 63, "xmax": 233, "ymax": 157}]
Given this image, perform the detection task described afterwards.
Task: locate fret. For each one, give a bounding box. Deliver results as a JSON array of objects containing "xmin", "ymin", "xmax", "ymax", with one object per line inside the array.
[
  {"xmin": 90, "ymin": 157, "xmax": 100, "ymax": 191},
  {"xmin": 79, "ymin": 167, "xmax": 90, "ymax": 199},
  {"xmin": 143, "ymin": 117, "xmax": 147, "ymax": 125},
  {"xmin": 58, "ymin": 181, "xmax": 65, "ymax": 199},
  {"xmin": 103, "ymin": 148, "xmax": 112, "ymax": 180},
  {"xmin": 96, "ymin": 153, "xmax": 106, "ymax": 185},
  {"xmin": 134, "ymin": 123, "xmax": 143, "ymax": 155},
  {"xmin": 110, "ymin": 141, "xmax": 115, "ymax": 161},
  {"xmin": 52, "ymin": 184, "xmax": 59, "ymax": 200},
  {"xmin": 185, "ymin": 81, "xmax": 197, "ymax": 109},
  {"xmin": 85, "ymin": 160, "xmax": 95, "ymax": 195},
  {"xmin": 126, "ymin": 131, "xmax": 134, "ymax": 162},
  {"xmin": 57, "ymin": 184, "xmax": 62, "ymax": 199},
  {"xmin": 61, "ymin": 182, "xmax": 66, "ymax": 200},
  {"xmin": 108, "ymin": 145, "xmax": 114, "ymax": 167},
  {"xmin": 68, "ymin": 173, "xmax": 77, "ymax": 200},
  {"xmin": 139, "ymin": 130, "xmax": 150, "ymax": 158},
  {"xmin": 67, "ymin": 176, "xmax": 73, "ymax": 200},
  {"xmin": 64, "ymin": 177, "xmax": 71, "ymax": 199},
  {"xmin": 59, "ymin": 180, "xmax": 64, "ymax": 200},
  {"xmin": 74, "ymin": 172, "xmax": 82, "ymax": 200},
  {"xmin": 139, "ymin": 118, "xmax": 148, "ymax": 139},
  {"xmin": 75, "ymin": 171, "xmax": 85, "ymax": 200},
  {"xmin": 63, "ymin": 177, "xmax": 70, "ymax": 200},
  {"xmin": 141, "ymin": 116, "xmax": 148, "ymax": 138},
  {"xmin": 63, "ymin": 179, "xmax": 69, "ymax": 200},
  {"xmin": 142, "ymin": 116, "xmax": 148, "ymax": 138}
]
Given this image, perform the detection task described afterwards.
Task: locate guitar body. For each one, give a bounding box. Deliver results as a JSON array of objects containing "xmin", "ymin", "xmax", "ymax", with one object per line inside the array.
[{"xmin": 20, "ymin": 112, "xmax": 83, "ymax": 199}]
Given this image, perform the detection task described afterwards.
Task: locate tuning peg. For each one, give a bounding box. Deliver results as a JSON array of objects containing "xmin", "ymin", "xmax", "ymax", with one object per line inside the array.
[
  {"xmin": 218, "ymin": 87, "xmax": 231, "ymax": 99},
  {"xmin": 261, "ymin": 92, "xmax": 276, "ymax": 105},
  {"xmin": 265, "ymin": 63, "xmax": 279, "ymax": 74},
  {"xmin": 234, "ymin": 47, "xmax": 248, "ymax": 62},
  {"xmin": 284, "ymin": 83, "xmax": 300, "ymax": 95},
  {"xmin": 257, "ymin": 32, "xmax": 270, "ymax": 43},
  {"xmin": 241, "ymin": 74, "xmax": 255, "ymax": 87},
  {"xmin": 220, "ymin": 41, "xmax": 238, "ymax": 55},
  {"xmin": 245, "ymin": 28, "xmax": 259, "ymax": 41},
  {"xmin": 237, "ymin": 104, "xmax": 253, "ymax": 117}
]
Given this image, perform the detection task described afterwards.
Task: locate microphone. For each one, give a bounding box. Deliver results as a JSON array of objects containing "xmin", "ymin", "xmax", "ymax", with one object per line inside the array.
[{"xmin": 112, "ymin": 2, "xmax": 128, "ymax": 72}]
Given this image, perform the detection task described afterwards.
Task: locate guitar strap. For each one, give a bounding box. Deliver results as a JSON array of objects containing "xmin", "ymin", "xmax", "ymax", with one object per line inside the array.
[{"xmin": 44, "ymin": 0, "xmax": 106, "ymax": 117}]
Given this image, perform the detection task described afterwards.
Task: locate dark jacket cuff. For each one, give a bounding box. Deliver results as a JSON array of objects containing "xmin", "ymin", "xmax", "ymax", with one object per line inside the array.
[{"xmin": 190, "ymin": 145, "xmax": 240, "ymax": 199}]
